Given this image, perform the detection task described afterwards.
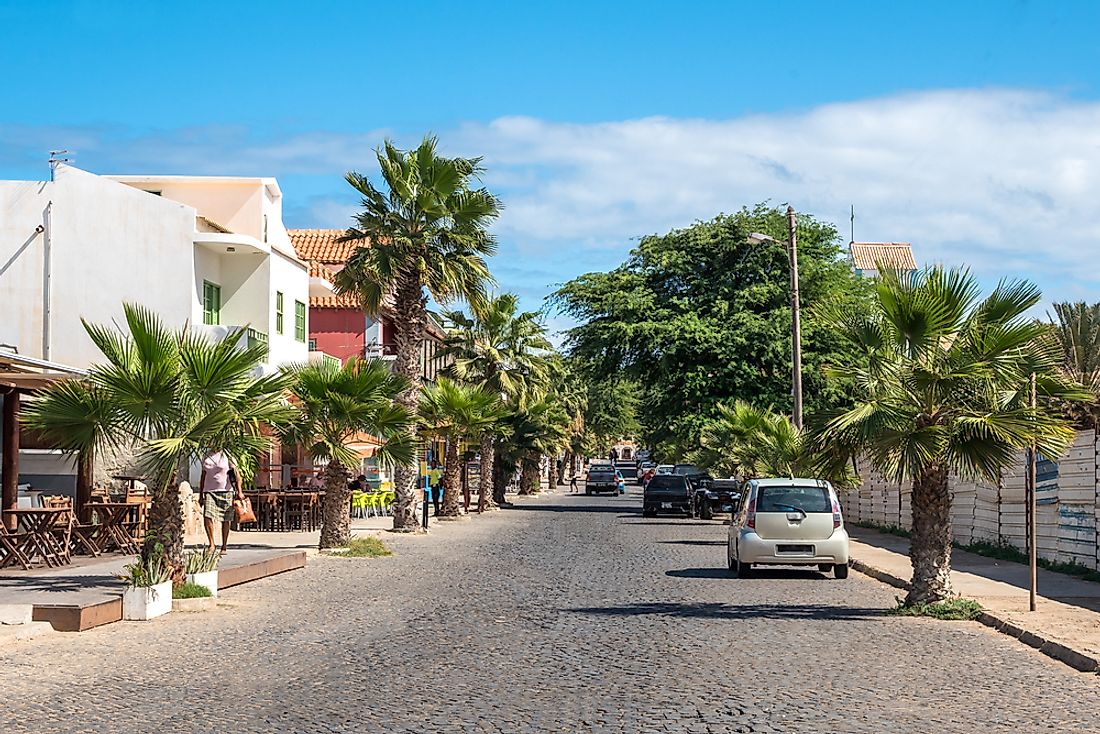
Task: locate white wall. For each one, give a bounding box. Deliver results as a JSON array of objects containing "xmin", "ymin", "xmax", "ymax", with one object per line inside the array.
[
  {"xmin": 0, "ymin": 166, "xmax": 195, "ymax": 368},
  {"xmin": 268, "ymin": 248, "xmax": 310, "ymax": 366}
]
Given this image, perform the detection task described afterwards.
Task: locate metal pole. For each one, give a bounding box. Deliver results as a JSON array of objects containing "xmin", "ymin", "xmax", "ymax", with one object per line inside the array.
[
  {"xmin": 422, "ymin": 446, "xmax": 431, "ymax": 530},
  {"xmin": 1029, "ymin": 372, "xmax": 1037, "ymax": 612},
  {"xmin": 787, "ymin": 205, "xmax": 803, "ymax": 429}
]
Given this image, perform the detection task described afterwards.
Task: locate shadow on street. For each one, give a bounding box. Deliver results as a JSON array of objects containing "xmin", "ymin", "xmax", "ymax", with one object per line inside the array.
[{"xmin": 567, "ymin": 600, "xmax": 886, "ymax": 621}]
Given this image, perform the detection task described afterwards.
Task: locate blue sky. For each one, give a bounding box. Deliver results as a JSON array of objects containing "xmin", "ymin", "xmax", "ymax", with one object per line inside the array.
[{"xmin": 2, "ymin": 0, "xmax": 1099, "ymax": 330}]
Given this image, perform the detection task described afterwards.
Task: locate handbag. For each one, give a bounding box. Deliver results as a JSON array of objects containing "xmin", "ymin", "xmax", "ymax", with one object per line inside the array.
[{"xmin": 233, "ymin": 497, "xmax": 257, "ymax": 524}]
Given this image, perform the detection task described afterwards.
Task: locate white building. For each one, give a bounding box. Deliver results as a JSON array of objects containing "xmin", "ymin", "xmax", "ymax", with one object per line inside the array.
[{"xmin": 0, "ymin": 164, "xmax": 313, "ymax": 372}]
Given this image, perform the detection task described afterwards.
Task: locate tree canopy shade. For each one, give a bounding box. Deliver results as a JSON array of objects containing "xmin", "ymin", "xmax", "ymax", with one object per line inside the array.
[
  {"xmin": 552, "ymin": 206, "xmax": 869, "ymax": 458},
  {"xmin": 819, "ymin": 267, "xmax": 1085, "ymax": 604}
]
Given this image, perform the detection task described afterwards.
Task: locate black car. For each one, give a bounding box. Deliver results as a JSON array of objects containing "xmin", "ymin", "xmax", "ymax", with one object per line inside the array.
[
  {"xmin": 642, "ymin": 474, "xmax": 694, "ymax": 517},
  {"xmin": 693, "ymin": 478, "xmax": 741, "ymax": 520},
  {"xmin": 585, "ymin": 467, "xmax": 620, "ymax": 495}
]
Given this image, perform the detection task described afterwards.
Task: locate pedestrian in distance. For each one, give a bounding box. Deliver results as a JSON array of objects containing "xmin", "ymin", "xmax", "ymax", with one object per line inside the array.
[
  {"xmin": 570, "ymin": 474, "xmax": 579, "ymax": 493},
  {"xmin": 199, "ymin": 448, "xmax": 243, "ymax": 556}
]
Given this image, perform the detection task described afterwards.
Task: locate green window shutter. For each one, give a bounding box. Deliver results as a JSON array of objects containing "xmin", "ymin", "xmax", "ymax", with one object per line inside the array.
[
  {"xmin": 295, "ymin": 300, "xmax": 306, "ymax": 342},
  {"xmin": 275, "ymin": 291, "xmax": 284, "ymax": 334},
  {"xmin": 203, "ymin": 281, "xmax": 221, "ymax": 325}
]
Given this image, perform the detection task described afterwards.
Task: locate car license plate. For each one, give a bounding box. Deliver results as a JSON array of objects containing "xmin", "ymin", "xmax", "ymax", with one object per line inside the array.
[
  {"xmin": 777, "ymin": 544, "xmax": 814, "ymax": 555},
  {"xmin": 661, "ymin": 502, "xmax": 672, "ymax": 509}
]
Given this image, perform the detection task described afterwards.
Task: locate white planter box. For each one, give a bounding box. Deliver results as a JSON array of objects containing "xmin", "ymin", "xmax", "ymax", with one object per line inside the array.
[
  {"xmin": 122, "ymin": 581, "xmax": 172, "ymax": 621},
  {"xmin": 186, "ymin": 570, "xmax": 219, "ymax": 598}
]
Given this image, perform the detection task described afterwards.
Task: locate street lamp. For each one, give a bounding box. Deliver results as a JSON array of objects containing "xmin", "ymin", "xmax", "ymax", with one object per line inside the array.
[{"xmin": 747, "ymin": 205, "xmax": 802, "ymax": 429}]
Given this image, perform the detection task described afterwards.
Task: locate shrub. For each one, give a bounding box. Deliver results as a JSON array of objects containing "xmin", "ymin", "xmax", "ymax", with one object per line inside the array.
[
  {"xmin": 173, "ymin": 582, "xmax": 214, "ymax": 599},
  {"xmin": 329, "ymin": 536, "xmax": 393, "ymax": 558},
  {"xmin": 888, "ymin": 598, "xmax": 983, "ymax": 620},
  {"xmin": 185, "ymin": 547, "xmax": 220, "ymax": 574}
]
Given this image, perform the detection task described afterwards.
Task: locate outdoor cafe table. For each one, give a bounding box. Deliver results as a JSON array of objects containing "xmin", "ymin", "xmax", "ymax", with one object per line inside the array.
[
  {"xmin": 242, "ymin": 490, "xmax": 322, "ymax": 531},
  {"xmin": 2, "ymin": 507, "xmax": 71, "ymax": 568},
  {"xmin": 85, "ymin": 502, "xmax": 142, "ymax": 554}
]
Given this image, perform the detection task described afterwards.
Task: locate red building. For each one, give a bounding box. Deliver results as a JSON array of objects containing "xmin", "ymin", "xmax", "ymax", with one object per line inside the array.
[{"xmin": 289, "ymin": 229, "xmax": 447, "ymax": 379}]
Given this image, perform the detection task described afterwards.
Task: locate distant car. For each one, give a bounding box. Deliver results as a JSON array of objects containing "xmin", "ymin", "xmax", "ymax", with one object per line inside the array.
[
  {"xmin": 614, "ymin": 460, "xmax": 639, "ymax": 481},
  {"xmin": 673, "ymin": 463, "xmax": 704, "ymax": 476},
  {"xmin": 642, "ymin": 474, "xmax": 695, "ymax": 517},
  {"xmin": 585, "ymin": 466, "xmax": 619, "ymax": 495},
  {"xmin": 616, "ymin": 472, "xmax": 626, "ymax": 495},
  {"xmin": 654, "ymin": 464, "xmax": 675, "ymax": 476},
  {"xmin": 727, "ymin": 478, "xmax": 849, "ymax": 579},
  {"xmin": 694, "ymin": 477, "xmax": 741, "ymax": 520}
]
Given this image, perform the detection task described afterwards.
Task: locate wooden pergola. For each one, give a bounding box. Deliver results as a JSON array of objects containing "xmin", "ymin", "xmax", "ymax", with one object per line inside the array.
[{"xmin": 0, "ymin": 354, "xmax": 85, "ymax": 528}]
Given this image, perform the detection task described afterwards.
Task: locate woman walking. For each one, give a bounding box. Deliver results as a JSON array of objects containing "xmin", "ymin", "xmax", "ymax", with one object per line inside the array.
[{"xmin": 200, "ymin": 448, "xmax": 242, "ymax": 556}]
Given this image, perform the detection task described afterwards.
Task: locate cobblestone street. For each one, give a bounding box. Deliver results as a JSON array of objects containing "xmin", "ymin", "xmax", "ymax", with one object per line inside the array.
[{"xmin": 1, "ymin": 488, "xmax": 1098, "ymax": 733}]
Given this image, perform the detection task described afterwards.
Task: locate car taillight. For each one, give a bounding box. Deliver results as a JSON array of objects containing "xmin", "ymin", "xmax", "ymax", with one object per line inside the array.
[
  {"xmin": 831, "ymin": 496, "xmax": 842, "ymax": 529},
  {"xmin": 746, "ymin": 498, "xmax": 756, "ymax": 529}
]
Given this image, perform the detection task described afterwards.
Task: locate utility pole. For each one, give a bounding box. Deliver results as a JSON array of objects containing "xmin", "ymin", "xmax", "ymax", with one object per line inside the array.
[
  {"xmin": 1029, "ymin": 372, "xmax": 1037, "ymax": 612},
  {"xmin": 787, "ymin": 206, "xmax": 803, "ymax": 429}
]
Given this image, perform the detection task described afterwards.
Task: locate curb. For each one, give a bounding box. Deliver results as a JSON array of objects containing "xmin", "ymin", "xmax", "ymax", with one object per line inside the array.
[{"xmin": 850, "ymin": 557, "xmax": 1100, "ymax": 675}]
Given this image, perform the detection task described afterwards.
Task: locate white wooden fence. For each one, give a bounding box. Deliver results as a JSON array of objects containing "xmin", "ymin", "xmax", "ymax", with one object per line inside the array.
[{"xmin": 837, "ymin": 429, "xmax": 1100, "ymax": 569}]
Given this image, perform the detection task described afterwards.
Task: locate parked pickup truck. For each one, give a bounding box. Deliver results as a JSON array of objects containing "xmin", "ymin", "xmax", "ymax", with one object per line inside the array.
[{"xmin": 585, "ymin": 467, "xmax": 620, "ymax": 495}]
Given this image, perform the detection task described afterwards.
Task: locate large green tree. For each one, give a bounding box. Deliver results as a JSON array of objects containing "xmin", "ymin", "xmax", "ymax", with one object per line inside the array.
[
  {"xmin": 280, "ymin": 358, "xmax": 414, "ymax": 549},
  {"xmin": 553, "ymin": 206, "xmax": 868, "ymax": 459},
  {"xmin": 820, "ymin": 267, "xmax": 1082, "ymax": 604},
  {"xmin": 333, "ymin": 136, "xmax": 501, "ymax": 532}
]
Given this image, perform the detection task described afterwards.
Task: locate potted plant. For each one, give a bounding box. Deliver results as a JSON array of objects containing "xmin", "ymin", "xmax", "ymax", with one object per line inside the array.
[
  {"xmin": 184, "ymin": 547, "xmax": 220, "ymax": 598},
  {"xmin": 118, "ymin": 550, "xmax": 172, "ymax": 621},
  {"xmin": 172, "ymin": 581, "xmax": 216, "ymax": 612}
]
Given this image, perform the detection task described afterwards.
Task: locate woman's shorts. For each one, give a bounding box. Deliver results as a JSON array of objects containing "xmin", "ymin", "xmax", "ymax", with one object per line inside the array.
[{"xmin": 203, "ymin": 492, "xmax": 234, "ymax": 522}]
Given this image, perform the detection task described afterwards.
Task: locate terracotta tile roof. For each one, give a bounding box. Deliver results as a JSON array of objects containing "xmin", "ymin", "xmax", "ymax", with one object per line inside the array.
[
  {"xmin": 310, "ymin": 294, "xmax": 362, "ymax": 309},
  {"xmin": 289, "ymin": 229, "xmax": 368, "ymax": 264},
  {"xmin": 308, "ymin": 260, "xmax": 337, "ymax": 282},
  {"xmin": 849, "ymin": 242, "xmax": 916, "ymax": 272},
  {"xmin": 196, "ymin": 215, "xmax": 231, "ymax": 233}
]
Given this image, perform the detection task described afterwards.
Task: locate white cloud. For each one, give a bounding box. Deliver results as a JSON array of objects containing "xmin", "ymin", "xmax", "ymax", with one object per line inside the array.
[
  {"xmin": 448, "ymin": 89, "xmax": 1100, "ymax": 290},
  {"xmin": 5, "ymin": 88, "xmax": 1100, "ymax": 315}
]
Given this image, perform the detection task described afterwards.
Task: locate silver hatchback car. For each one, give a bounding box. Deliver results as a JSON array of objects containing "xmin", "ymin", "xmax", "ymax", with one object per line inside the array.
[{"xmin": 727, "ymin": 478, "xmax": 849, "ymax": 579}]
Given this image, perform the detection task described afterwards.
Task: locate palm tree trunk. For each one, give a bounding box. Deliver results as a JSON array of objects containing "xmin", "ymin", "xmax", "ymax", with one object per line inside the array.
[
  {"xmin": 492, "ymin": 449, "xmax": 508, "ymax": 506},
  {"xmin": 518, "ymin": 459, "xmax": 539, "ymax": 495},
  {"xmin": 390, "ymin": 269, "xmax": 428, "ymax": 532},
  {"xmin": 906, "ymin": 464, "xmax": 953, "ymax": 605},
  {"xmin": 478, "ymin": 431, "xmax": 497, "ymax": 512},
  {"xmin": 439, "ymin": 437, "xmax": 464, "ymax": 517},
  {"xmin": 558, "ymin": 452, "xmax": 570, "ymax": 486},
  {"xmin": 319, "ymin": 461, "xmax": 352, "ymax": 549},
  {"xmin": 144, "ymin": 468, "xmax": 185, "ymax": 584}
]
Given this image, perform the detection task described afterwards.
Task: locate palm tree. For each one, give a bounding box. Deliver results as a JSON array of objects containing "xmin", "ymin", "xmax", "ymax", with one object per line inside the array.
[
  {"xmin": 23, "ymin": 304, "xmax": 292, "ymax": 579},
  {"xmin": 439, "ymin": 293, "xmax": 552, "ymax": 510},
  {"xmin": 333, "ymin": 136, "xmax": 501, "ymax": 532},
  {"xmin": 418, "ymin": 378, "xmax": 504, "ymax": 517},
  {"xmin": 1049, "ymin": 301, "xmax": 1100, "ymax": 427},
  {"xmin": 694, "ymin": 401, "xmax": 844, "ymax": 482},
  {"xmin": 280, "ymin": 358, "xmax": 414, "ymax": 548},
  {"xmin": 499, "ymin": 398, "xmax": 570, "ymax": 495},
  {"xmin": 820, "ymin": 267, "xmax": 1081, "ymax": 605}
]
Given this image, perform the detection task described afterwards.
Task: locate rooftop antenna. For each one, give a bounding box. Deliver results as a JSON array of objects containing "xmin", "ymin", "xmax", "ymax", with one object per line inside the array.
[
  {"xmin": 48, "ymin": 150, "xmax": 71, "ymax": 181},
  {"xmin": 850, "ymin": 204, "xmax": 855, "ymax": 244}
]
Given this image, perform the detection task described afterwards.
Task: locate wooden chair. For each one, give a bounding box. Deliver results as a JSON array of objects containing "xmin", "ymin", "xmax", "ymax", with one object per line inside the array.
[{"xmin": 0, "ymin": 525, "xmax": 33, "ymax": 570}]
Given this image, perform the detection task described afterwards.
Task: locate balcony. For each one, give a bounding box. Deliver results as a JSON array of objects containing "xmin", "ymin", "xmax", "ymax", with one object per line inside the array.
[{"xmin": 194, "ymin": 324, "xmax": 269, "ymax": 352}]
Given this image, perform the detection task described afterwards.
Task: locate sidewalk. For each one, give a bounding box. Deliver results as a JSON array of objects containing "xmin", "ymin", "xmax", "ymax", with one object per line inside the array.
[{"xmin": 849, "ymin": 527, "xmax": 1100, "ymax": 673}]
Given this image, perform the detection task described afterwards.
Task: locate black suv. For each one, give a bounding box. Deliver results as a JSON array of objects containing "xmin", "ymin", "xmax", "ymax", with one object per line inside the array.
[
  {"xmin": 642, "ymin": 474, "xmax": 694, "ymax": 517},
  {"xmin": 693, "ymin": 477, "xmax": 741, "ymax": 520}
]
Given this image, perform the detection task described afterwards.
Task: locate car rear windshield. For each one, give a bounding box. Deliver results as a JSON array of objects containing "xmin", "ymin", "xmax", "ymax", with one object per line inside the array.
[
  {"xmin": 589, "ymin": 471, "xmax": 615, "ymax": 480},
  {"xmin": 756, "ymin": 485, "xmax": 831, "ymax": 513},
  {"xmin": 647, "ymin": 476, "xmax": 686, "ymax": 490}
]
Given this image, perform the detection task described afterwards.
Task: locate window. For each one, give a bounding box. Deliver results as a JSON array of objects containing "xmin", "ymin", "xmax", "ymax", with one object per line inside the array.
[
  {"xmin": 275, "ymin": 291, "xmax": 284, "ymax": 334},
  {"xmin": 263, "ymin": 214, "xmax": 269, "ymax": 243},
  {"xmin": 308, "ymin": 338, "xmax": 317, "ymax": 351},
  {"xmin": 294, "ymin": 300, "xmax": 306, "ymax": 342},
  {"xmin": 757, "ymin": 486, "xmax": 831, "ymax": 514},
  {"xmin": 202, "ymin": 281, "xmax": 221, "ymax": 325}
]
